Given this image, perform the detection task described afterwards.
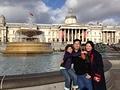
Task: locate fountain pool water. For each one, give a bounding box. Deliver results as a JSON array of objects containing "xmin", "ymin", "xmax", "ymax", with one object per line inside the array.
[{"xmin": 0, "ymin": 52, "xmax": 63, "ymax": 76}]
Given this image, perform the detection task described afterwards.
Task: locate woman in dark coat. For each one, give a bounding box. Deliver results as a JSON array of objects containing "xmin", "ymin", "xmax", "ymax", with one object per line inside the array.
[{"xmin": 84, "ymin": 41, "xmax": 107, "ymax": 90}]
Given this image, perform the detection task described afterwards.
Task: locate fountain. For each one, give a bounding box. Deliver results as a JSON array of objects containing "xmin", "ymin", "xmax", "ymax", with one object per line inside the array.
[{"xmin": 2, "ymin": 14, "xmax": 53, "ymax": 54}]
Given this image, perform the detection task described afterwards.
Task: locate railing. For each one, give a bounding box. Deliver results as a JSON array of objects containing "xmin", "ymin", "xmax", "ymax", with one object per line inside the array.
[
  {"xmin": 0, "ymin": 65, "xmax": 15, "ymax": 89},
  {"xmin": 0, "ymin": 63, "xmax": 26, "ymax": 90}
]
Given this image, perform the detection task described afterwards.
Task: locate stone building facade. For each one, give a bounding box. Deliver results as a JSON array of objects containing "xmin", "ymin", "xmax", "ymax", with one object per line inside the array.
[{"xmin": 0, "ymin": 14, "xmax": 120, "ymax": 45}]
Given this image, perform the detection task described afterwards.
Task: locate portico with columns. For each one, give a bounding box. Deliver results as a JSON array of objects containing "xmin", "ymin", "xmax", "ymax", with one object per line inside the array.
[
  {"xmin": 59, "ymin": 26, "xmax": 87, "ymax": 44},
  {"xmin": 102, "ymin": 30, "xmax": 116, "ymax": 44},
  {"xmin": 59, "ymin": 9, "xmax": 88, "ymax": 44}
]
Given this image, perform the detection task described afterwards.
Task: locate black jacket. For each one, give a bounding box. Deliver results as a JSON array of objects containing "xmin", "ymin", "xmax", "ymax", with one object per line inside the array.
[
  {"xmin": 72, "ymin": 50, "xmax": 88, "ymax": 75},
  {"xmin": 60, "ymin": 52, "xmax": 73, "ymax": 69},
  {"xmin": 87, "ymin": 50, "xmax": 107, "ymax": 90}
]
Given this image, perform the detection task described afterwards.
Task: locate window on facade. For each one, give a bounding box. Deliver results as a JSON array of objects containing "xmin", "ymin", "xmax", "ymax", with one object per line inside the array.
[
  {"xmin": 99, "ymin": 33, "xmax": 101, "ymax": 35},
  {"xmin": 94, "ymin": 32, "xmax": 96, "ymax": 35},
  {"xmin": 12, "ymin": 38, "xmax": 15, "ymax": 41},
  {"xmin": 119, "ymin": 39, "xmax": 120, "ymax": 43},
  {"xmin": 94, "ymin": 38, "xmax": 96, "ymax": 42},
  {"xmin": 8, "ymin": 38, "xmax": 10, "ymax": 41},
  {"xmin": 57, "ymin": 39, "xmax": 59, "ymax": 42},
  {"xmin": 53, "ymin": 38, "xmax": 55, "ymax": 42},
  {"xmin": 48, "ymin": 38, "xmax": 50, "ymax": 42},
  {"xmin": 87, "ymin": 39, "xmax": 89, "ymax": 41},
  {"xmin": 52, "ymin": 32, "xmax": 54, "ymax": 36},
  {"xmin": 48, "ymin": 32, "xmax": 50, "ymax": 35}
]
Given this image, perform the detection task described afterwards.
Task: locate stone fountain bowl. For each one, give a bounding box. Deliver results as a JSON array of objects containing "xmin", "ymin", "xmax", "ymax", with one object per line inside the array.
[{"xmin": 16, "ymin": 29, "xmax": 43, "ymax": 37}]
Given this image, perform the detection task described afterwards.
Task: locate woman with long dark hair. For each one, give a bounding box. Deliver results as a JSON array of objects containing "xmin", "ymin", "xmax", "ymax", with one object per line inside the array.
[{"xmin": 84, "ymin": 41, "xmax": 107, "ymax": 90}]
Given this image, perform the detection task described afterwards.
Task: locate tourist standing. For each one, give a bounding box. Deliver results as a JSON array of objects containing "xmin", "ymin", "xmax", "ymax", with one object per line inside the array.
[
  {"xmin": 60, "ymin": 44, "xmax": 78, "ymax": 90},
  {"xmin": 84, "ymin": 41, "xmax": 107, "ymax": 90},
  {"xmin": 72, "ymin": 39, "xmax": 93, "ymax": 90}
]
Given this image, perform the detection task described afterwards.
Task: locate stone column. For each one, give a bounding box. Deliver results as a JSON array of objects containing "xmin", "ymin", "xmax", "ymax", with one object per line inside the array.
[
  {"xmin": 105, "ymin": 31, "xmax": 107, "ymax": 43},
  {"xmin": 102, "ymin": 32, "xmax": 105, "ymax": 43},
  {"xmin": 80, "ymin": 29, "xmax": 82, "ymax": 40},
  {"xmin": 111, "ymin": 32, "xmax": 113, "ymax": 43},
  {"xmin": 82, "ymin": 29, "xmax": 84, "ymax": 42},
  {"xmin": 107, "ymin": 32, "xmax": 109, "ymax": 43},
  {"xmin": 113, "ymin": 32, "xmax": 115, "ymax": 43},
  {"xmin": 110, "ymin": 32, "xmax": 112, "ymax": 44},
  {"xmin": 112, "ymin": 32, "xmax": 114, "ymax": 44},
  {"xmin": 59, "ymin": 30, "xmax": 62, "ymax": 42},
  {"xmin": 67, "ymin": 29, "xmax": 70, "ymax": 42},
  {"xmin": 64, "ymin": 29, "xmax": 66, "ymax": 42},
  {"xmin": 84, "ymin": 29, "xmax": 87, "ymax": 42},
  {"xmin": 51, "ymin": 31, "xmax": 53, "ymax": 42},
  {"xmin": 106, "ymin": 31, "xmax": 109, "ymax": 44},
  {"xmin": 71, "ymin": 29, "xmax": 73, "ymax": 42},
  {"xmin": 1, "ymin": 28, "xmax": 4, "ymax": 43},
  {"xmin": 75, "ymin": 29, "xmax": 77, "ymax": 39},
  {"xmin": 77, "ymin": 29, "xmax": 79, "ymax": 39},
  {"xmin": 104, "ymin": 32, "xmax": 106, "ymax": 43},
  {"xmin": 109, "ymin": 32, "xmax": 111, "ymax": 44},
  {"xmin": 55, "ymin": 31, "xmax": 57, "ymax": 42},
  {"xmin": 102, "ymin": 32, "xmax": 103, "ymax": 43},
  {"xmin": 78, "ymin": 29, "xmax": 80, "ymax": 40}
]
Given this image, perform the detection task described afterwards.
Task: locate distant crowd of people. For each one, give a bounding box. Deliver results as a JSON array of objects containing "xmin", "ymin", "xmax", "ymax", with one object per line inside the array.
[{"xmin": 60, "ymin": 39, "xmax": 106, "ymax": 90}]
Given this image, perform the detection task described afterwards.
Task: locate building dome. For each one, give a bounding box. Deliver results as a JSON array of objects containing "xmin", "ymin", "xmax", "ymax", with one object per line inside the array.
[{"xmin": 64, "ymin": 9, "xmax": 77, "ymax": 24}]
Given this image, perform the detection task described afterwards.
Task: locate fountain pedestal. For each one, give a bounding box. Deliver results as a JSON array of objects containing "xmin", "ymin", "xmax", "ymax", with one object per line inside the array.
[{"xmin": 3, "ymin": 42, "xmax": 53, "ymax": 54}]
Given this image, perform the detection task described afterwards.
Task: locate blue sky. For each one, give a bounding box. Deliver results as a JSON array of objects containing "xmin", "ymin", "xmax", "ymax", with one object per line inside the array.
[{"xmin": 42, "ymin": 0, "xmax": 65, "ymax": 9}]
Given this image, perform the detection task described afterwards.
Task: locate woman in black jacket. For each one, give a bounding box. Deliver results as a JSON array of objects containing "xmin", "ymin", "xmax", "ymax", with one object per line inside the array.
[{"xmin": 84, "ymin": 41, "xmax": 107, "ymax": 90}]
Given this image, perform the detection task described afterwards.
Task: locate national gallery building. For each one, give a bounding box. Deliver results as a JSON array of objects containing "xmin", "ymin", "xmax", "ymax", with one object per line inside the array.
[{"xmin": 0, "ymin": 14, "xmax": 120, "ymax": 45}]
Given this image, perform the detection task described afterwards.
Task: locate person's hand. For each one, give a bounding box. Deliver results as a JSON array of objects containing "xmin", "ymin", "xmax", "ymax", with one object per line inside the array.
[
  {"xmin": 94, "ymin": 76, "xmax": 100, "ymax": 82},
  {"xmin": 81, "ymin": 52, "xmax": 86, "ymax": 60},
  {"xmin": 81, "ymin": 51, "xmax": 87, "ymax": 60},
  {"xmin": 83, "ymin": 51, "xmax": 87, "ymax": 54},
  {"xmin": 86, "ymin": 74, "xmax": 91, "ymax": 79}
]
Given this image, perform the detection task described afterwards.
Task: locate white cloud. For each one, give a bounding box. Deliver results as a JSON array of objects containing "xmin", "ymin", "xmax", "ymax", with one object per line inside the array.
[
  {"xmin": 65, "ymin": 0, "xmax": 78, "ymax": 9},
  {"xmin": 102, "ymin": 18, "xmax": 119, "ymax": 25},
  {"xmin": 35, "ymin": 1, "xmax": 50, "ymax": 13},
  {"xmin": 0, "ymin": 0, "xmax": 120, "ymax": 25},
  {"xmin": 0, "ymin": 6, "xmax": 28, "ymax": 23}
]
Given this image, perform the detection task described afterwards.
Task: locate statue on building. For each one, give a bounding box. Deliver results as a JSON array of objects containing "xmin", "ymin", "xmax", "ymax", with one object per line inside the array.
[{"xmin": 0, "ymin": 15, "xmax": 6, "ymax": 26}]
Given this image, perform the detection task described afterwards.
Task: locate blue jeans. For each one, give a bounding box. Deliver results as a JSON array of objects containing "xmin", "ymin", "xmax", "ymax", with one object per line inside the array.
[
  {"xmin": 77, "ymin": 74, "xmax": 93, "ymax": 90},
  {"xmin": 60, "ymin": 69, "xmax": 78, "ymax": 89}
]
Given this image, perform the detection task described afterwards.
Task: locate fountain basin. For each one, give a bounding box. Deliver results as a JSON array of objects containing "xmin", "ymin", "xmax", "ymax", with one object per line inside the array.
[
  {"xmin": 2, "ymin": 42, "xmax": 53, "ymax": 54},
  {"xmin": 16, "ymin": 29, "xmax": 43, "ymax": 37},
  {"xmin": 0, "ymin": 60, "xmax": 113, "ymax": 90}
]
